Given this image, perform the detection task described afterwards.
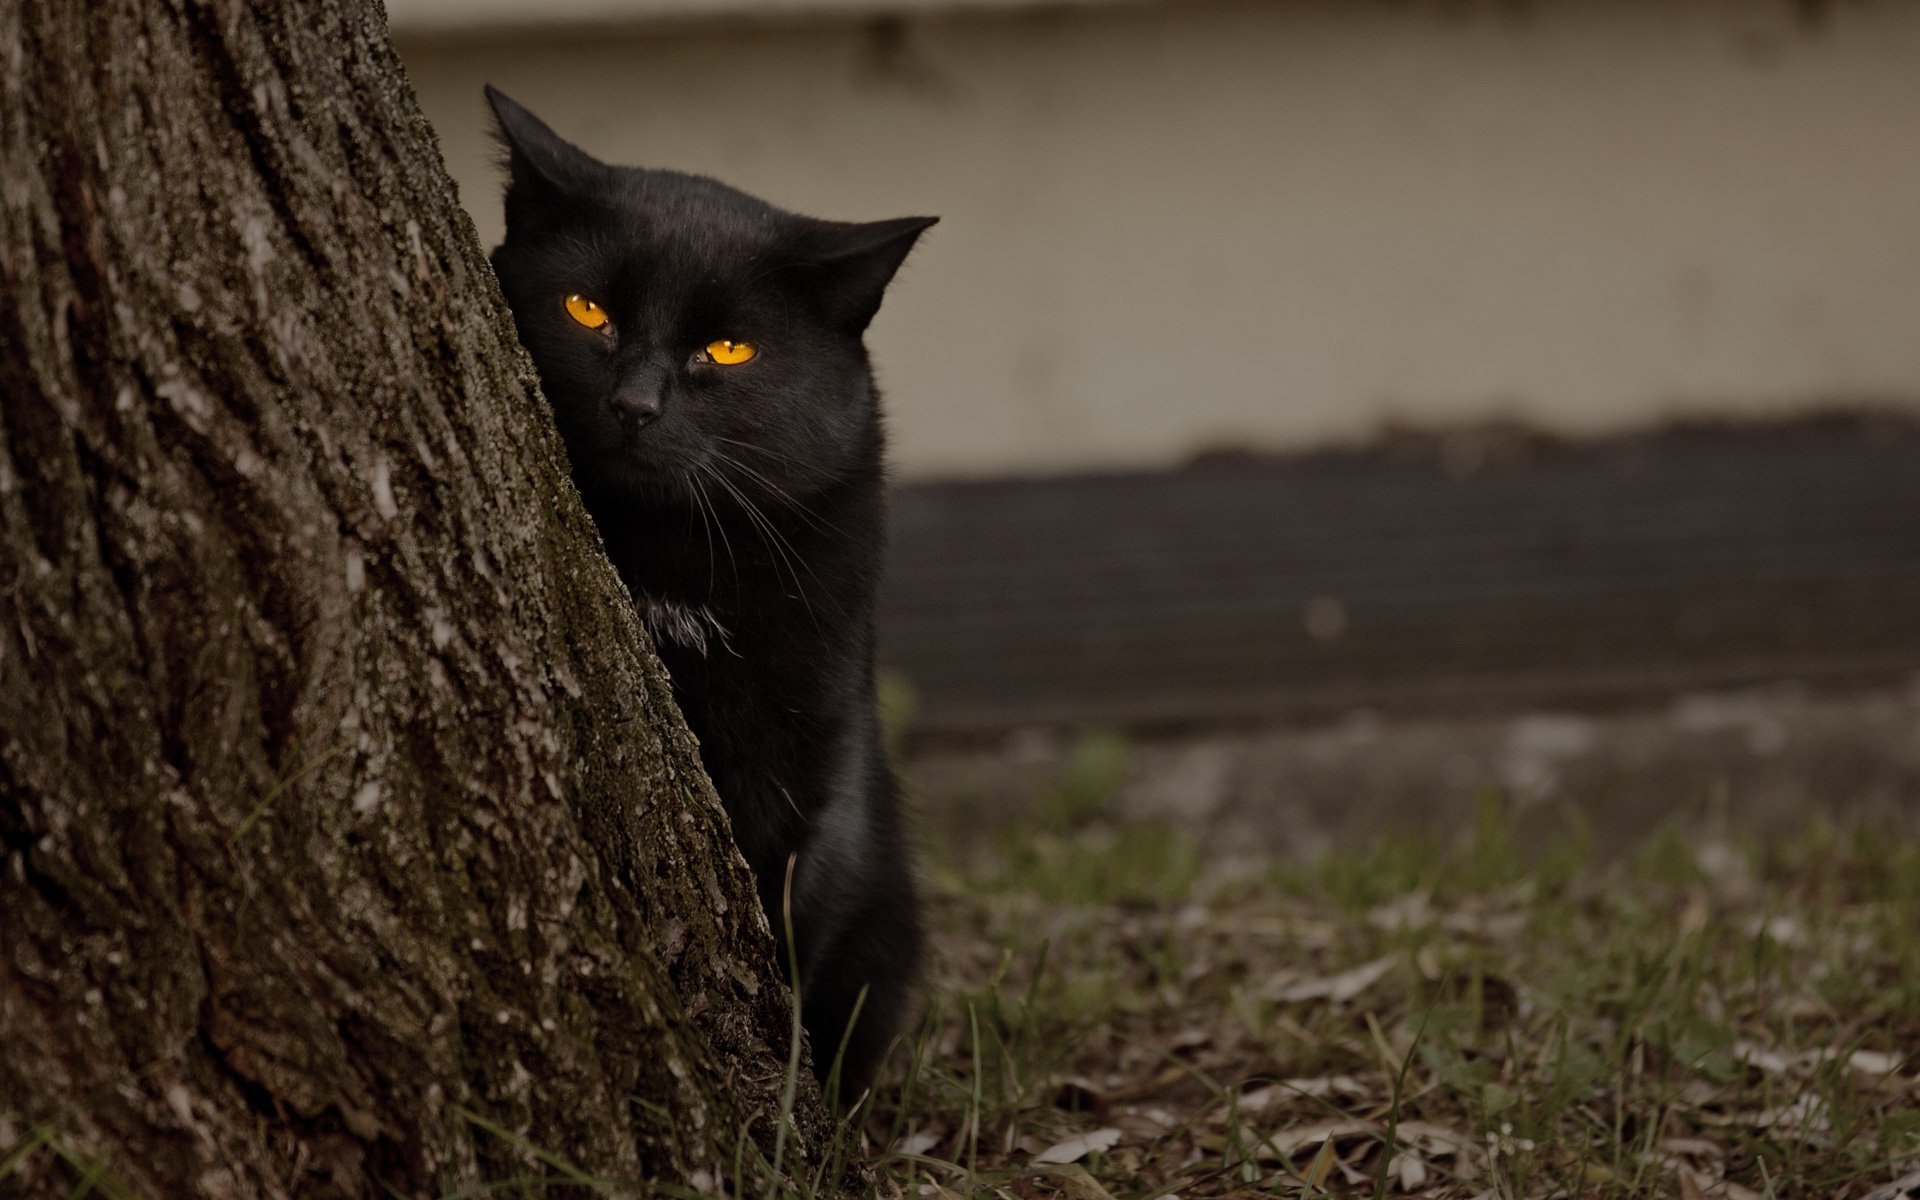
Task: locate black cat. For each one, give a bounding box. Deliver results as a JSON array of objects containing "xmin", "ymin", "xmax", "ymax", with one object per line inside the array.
[{"xmin": 485, "ymin": 87, "xmax": 933, "ymax": 1098}]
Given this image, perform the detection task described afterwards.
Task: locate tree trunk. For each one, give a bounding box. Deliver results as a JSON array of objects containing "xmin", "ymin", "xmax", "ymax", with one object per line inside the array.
[{"xmin": 0, "ymin": 3, "xmax": 838, "ymax": 1196}]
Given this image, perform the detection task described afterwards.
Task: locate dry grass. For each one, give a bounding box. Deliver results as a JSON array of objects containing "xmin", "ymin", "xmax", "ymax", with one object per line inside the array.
[{"xmin": 860, "ymin": 789, "xmax": 1920, "ymax": 1200}]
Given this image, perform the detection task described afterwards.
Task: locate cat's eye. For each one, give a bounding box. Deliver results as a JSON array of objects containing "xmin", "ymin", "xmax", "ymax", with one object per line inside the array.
[
  {"xmin": 564, "ymin": 293, "xmax": 611, "ymax": 332},
  {"xmin": 703, "ymin": 339, "xmax": 757, "ymax": 366}
]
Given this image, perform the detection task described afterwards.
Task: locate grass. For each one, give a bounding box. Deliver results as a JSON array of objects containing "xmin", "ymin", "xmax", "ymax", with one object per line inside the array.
[
  {"xmin": 853, "ymin": 766, "xmax": 1920, "ymax": 1200},
  {"xmin": 0, "ymin": 1124, "xmax": 140, "ymax": 1200}
]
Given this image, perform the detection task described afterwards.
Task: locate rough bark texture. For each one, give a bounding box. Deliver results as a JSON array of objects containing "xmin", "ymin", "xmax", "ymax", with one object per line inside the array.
[{"xmin": 0, "ymin": 2, "xmax": 836, "ymax": 1195}]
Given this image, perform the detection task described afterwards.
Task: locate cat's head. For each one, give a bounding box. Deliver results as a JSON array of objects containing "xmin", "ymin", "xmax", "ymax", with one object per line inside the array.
[{"xmin": 485, "ymin": 86, "xmax": 934, "ymax": 506}]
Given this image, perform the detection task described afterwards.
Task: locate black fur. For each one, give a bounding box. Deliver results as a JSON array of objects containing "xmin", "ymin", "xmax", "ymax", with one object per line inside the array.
[{"xmin": 485, "ymin": 87, "xmax": 933, "ymax": 1097}]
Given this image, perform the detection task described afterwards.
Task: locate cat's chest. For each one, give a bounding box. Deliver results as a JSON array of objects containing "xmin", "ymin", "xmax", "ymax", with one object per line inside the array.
[{"xmin": 635, "ymin": 592, "xmax": 729, "ymax": 656}]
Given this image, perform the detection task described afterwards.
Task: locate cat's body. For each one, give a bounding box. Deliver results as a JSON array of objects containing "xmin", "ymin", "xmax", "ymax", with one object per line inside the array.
[{"xmin": 485, "ymin": 87, "xmax": 931, "ymax": 1095}]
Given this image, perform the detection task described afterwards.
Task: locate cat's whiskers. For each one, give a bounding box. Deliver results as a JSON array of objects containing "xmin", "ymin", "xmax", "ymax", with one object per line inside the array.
[
  {"xmin": 709, "ymin": 434, "xmax": 813, "ymax": 472},
  {"xmin": 707, "ymin": 443, "xmax": 849, "ymax": 542},
  {"xmin": 704, "ymin": 464, "xmax": 822, "ymax": 630},
  {"xmin": 689, "ymin": 463, "xmax": 741, "ymax": 589},
  {"xmin": 681, "ymin": 466, "xmax": 720, "ymax": 590},
  {"xmin": 729, "ymin": 474, "xmax": 821, "ymax": 588},
  {"xmin": 719, "ymin": 472, "xmax": 812, "ymax": 604}
]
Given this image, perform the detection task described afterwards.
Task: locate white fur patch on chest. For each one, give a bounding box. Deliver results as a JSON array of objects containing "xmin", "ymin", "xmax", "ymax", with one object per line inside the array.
[{"xmin": 637, "ymin": 594, "xmax": 729, "ymax": 655}]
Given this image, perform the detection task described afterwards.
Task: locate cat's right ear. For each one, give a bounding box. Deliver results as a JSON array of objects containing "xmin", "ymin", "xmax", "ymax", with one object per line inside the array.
[{"xmin": 485, "ymin": 86, "xmax": 607, "ymax": 215}]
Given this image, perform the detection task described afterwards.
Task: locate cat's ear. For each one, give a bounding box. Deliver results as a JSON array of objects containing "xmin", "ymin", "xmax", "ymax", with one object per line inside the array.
[
  {"xmin": 485, "ymin": 85, "xmax": 608, "ymax": 213},
  {"xmin": 789, "ymin": 216, "xmax": 938, "ymax": 333}
]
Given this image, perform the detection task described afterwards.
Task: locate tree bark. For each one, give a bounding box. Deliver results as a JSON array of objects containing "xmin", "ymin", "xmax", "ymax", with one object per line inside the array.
[{"xmin": 0, "ymin": 3, "xmax": 837, "ymax": 1196}]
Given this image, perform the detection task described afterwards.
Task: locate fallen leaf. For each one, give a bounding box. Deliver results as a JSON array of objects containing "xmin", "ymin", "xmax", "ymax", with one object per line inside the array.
[
  {"xmin": 1850, "ymin": 1050, "xmax": 1905, "ymax": 1077},
  {"xmin": 1697, "ymin": 1094, "xmax": 1831, "ymax": 1139},
  {"xmin": 1731, "ymin": 1041, "xmax": 1798, "ymax": 1074},
  {"xmin": 1271, "ymin": 957, "xmax": 1396, "ymax": 1004},
  {"xmin": 1390, "ymin": 1120, "xmax": 1477, "ymax": 1159},
  {"xmin": 1050, "ymin": 1074, "xmax": 1111, "ymax": 1112},
  {"xmin": 894, "ymin": 1129, "xmax": 944, "ymax": 1157},
  {"xmin": 1439, "ymin": 910, "xmax": 1528, "ymax": 939},
  {"xmin": 1743, "ymin": 914, "xmax": 1805, "ymax": 945},
  {"xmin": 1110, "ymin": 1108, "xmax": 1177, "ymax": 1140},
  {"xmin": 1678, "ymin": 889, "xmax": 1710, "ymax": 935},
  {"xmin": 1299, "ymin": 1138, "xmax": 1337, "ymax": 1189},
  {"xmin": 1032, "ymin": 1163, "xmax": 1119, "ymax": 1200},
  {"xmin": 1237, "ymin": 1076, "xmax": 1370, "ymax": 1111},
  {"xmin": 1368, "ymin": 893, "xmax": 1435, "ymax": 933},
  {"xmin": 1659, "ymin": 1137, "xmax": 1726, "ymax": 1159},
  {"xmin": 1858, "ymin": 1166, "xmax": 1920, "ymax": 1200},
  {"xmin": 1259, "ymin": 1119, "xmax": 1379, "ymax": 1159},
  {"xmin": 1032, "ymin": 1128, "xmax": 1122, "ymax": 1165},
  {"xmin": 1106, "ymin": 1065, "xmax": 1189, "ymax": 1102},
  {"xmin": 1391, "ymin": 1151, "xmax": 1428, "ymax": 1191},
  {"xmin": 1415, "ymin": 944, "xmax": 1444, "ymax": 979}
]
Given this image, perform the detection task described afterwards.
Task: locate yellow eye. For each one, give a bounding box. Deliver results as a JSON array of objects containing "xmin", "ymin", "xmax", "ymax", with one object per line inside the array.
[
  {"xmin": 704, "ymin": 339, "xmax": 757, "ymax": 365},
  {"xmin": 564, "ymin": 293, "xmax": 610, "ymax": 331}
]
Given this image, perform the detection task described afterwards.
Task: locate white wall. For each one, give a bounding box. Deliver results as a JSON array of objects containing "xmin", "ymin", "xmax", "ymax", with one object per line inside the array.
[{"xmin": 397, "ymin": 0, "xmax": 1920, "ymax": 478}]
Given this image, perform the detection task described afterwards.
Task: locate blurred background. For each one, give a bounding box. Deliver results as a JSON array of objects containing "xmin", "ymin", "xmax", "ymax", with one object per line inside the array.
[{"xmin": 391, "ymin": 0, "xmax": 1920, "ymax": 863}]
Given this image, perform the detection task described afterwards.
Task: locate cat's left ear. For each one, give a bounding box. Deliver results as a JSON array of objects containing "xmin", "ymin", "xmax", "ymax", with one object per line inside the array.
[{"xmin": 790, "ymin": 216, "xmax": 939, "ymax": 333}]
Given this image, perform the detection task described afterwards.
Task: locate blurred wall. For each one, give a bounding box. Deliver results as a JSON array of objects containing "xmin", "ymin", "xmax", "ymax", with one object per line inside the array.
[{"xmin": 394, "ymin": 0, "xmax": 1920, "ymax": 479}]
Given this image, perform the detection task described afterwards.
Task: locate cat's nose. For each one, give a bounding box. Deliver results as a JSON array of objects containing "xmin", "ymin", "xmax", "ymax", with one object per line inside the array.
[
  {"xmin": 612, "ymin": 387, "xmax": 662, "ymax": 425},
  {"xmin": 611, "ymin": 367, "xmax": 667, "ymax": 426}
]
